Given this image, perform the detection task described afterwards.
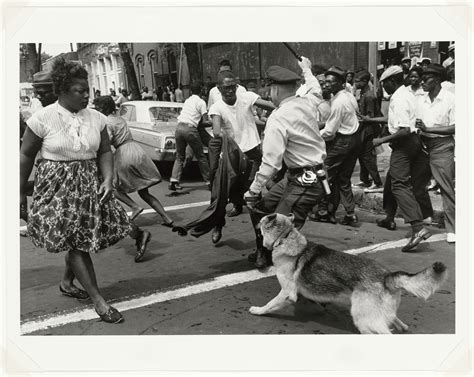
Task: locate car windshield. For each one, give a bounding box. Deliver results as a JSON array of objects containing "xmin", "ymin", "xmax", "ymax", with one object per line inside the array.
[{"xmin": 149, "ymin": 106, "xmax": 181, "ymax": 122}]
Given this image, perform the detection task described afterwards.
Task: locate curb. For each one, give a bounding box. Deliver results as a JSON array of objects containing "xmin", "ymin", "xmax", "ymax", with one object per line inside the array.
[{"xmin": 353, "ymin": 188, "xmax": 445, "ymax": 227}]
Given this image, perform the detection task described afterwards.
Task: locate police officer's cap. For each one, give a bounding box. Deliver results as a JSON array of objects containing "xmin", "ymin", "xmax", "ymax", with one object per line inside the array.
[
  {"xmin": 325, "ymin": 66, "xmax": 346, "ymax": 81},
  {"xmin": 422, "ymin": 63, "xmax": 447, "ymax": 81},
  {"xmin": 265, "ymin": 65, "xmax": 300, "ymax": 86},
  {"xmin": 32, "ymin": 70, "xmax": 53, "ymax": 87}
]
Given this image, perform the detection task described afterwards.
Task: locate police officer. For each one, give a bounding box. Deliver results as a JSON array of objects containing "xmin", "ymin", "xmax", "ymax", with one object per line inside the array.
[{"xmin": 244, "ymin": 65, "xmax": 327, "ymax": 269}]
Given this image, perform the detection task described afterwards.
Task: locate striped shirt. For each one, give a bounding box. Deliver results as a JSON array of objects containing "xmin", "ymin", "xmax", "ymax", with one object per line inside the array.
[{"xmin": 27, "ymin": 102, "xmax": 107, "ymax": 161}]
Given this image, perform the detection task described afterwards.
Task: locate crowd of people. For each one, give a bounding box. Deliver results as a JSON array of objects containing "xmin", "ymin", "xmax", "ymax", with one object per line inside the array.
[{"xmin": 19, "ymin": 44, "xmax": 455, "ymax": 324}]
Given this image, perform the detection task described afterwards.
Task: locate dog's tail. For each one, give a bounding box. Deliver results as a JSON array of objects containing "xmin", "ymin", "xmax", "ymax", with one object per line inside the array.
[{"xmin": 384, "ymin": 262, "xmax": 448, "ymax": 300}]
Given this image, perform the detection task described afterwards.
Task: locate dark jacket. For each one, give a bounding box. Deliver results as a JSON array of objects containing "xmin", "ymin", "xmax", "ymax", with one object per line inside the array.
[{"xmin": 173, "ymin": 135, "xmax": 248, "ymax": 238}]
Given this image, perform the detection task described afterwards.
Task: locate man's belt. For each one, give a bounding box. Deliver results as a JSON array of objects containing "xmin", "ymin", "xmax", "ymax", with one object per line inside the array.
[{"xmin": 288, "ymin": 164, "xmax": 324, "ymax": 175}]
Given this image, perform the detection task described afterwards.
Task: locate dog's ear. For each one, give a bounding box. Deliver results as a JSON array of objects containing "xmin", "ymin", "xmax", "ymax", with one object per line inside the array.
[
  {"xmin": 288, "ymin": 213, "xmax": 295, "ymax": 223},
  {"xmin": 266, "ymin": 213, "xmax": 277, "ymax": 222}
]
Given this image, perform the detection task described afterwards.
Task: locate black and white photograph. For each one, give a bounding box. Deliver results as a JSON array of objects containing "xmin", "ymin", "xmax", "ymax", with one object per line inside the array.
[{"xmin": 3, "ymin": 2, "xmax": 473, "ymax": 375}]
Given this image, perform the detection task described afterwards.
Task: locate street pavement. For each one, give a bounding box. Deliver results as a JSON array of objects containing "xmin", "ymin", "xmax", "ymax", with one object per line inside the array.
[{"xmin": 19, "ymin": 162, "xmax": 455, "ymax": 336}]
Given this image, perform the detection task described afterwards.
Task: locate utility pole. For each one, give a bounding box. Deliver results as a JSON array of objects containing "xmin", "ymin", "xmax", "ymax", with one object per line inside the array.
[
  {"xmin": 118, "ymin": 43, "xmax": 140, "ymax": 100},
  {"xmin": 183, "ymin": 43, "xmax": 202, "ymax": 84}
]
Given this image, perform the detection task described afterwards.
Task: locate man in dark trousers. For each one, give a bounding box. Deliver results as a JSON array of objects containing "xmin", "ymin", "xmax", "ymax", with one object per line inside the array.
[
  {"xmin": 373, "ymin": 65, "xmax": 433, "ymax": 252},
  {"xmin": 244, "ymin": 65, "xmax": 326, "ymax": 269},
  {"xmin": 353, "ymin": 70, "xmax": 384, "ymax": 193},
  {"xmin": 317, "ymin": 66, "xmax": 360, "ymax": 225}
]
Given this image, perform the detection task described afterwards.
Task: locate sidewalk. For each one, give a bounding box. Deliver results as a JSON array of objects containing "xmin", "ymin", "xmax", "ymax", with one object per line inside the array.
[{"xmin": 352, "ymin": 147, "xmax": 445, "ymax": 226}]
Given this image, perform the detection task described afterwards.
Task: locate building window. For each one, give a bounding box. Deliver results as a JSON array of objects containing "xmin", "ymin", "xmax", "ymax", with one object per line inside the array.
[{"xmin": 135, "ymin": 54, "xmax": 145, "ymax": 89}]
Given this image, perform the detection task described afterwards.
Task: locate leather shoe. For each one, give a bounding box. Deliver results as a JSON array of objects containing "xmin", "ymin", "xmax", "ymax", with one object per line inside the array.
[
  {"xmin": 376, "ymin": 218, "xmax": 396, "ymax": 231},
  {"xmin": 247, "ymin": 251, "xmax": 257, "ymax": 262},
  {"xmin": 316, "ymin": 211, "xmax": 337, "ymax": 224},
  {"xmin": 96, "ymin": 306, "xmax": 124, "ymax": 324},
  {"xmin": 255, "ymin": 248, "xmax": 272, "ymax": 269},
  {"xmin": 340, "ymin": 214, "xmax": 358, "ymax": 226},
  {"xmin": 401, "ymin": 228, "xmax": 432, "ymax": 252},
  {"xmin": 211, "ymin": 227, "xmax": 222, "ymax": 244},
  {"xmin": 226, "ymin": 206, "xmax": 242, "ymax": 217},
  {"xmin": 135, "ymin": 230, "xmax": 151, "ymax": 262}
]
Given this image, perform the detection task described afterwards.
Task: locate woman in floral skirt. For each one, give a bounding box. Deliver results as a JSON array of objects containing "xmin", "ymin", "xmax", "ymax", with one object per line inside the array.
[
  {"xmin": 93, "ymin": 95, "xmax": 173, "ymax": 226},
  {"xmin": 19, "ymin": 59, "xmax": 150, "ymax": 324}
]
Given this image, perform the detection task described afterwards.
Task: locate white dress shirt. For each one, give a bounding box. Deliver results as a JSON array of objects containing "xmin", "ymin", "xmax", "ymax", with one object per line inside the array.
[
  {"xmin": 387, "ymin": 85, "xmax": 418, "ymax": 135},
  {"xmin": 416, "ymin": 88, "xmax": 455, "ymax": 138},
  {"xmin": 320, "ymin": 90, "xmax": 359, "ymax": 140}
]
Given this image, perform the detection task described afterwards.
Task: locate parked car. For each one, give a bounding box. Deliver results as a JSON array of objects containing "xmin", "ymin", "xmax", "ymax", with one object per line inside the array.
[{"xmin": 119, "ymin": 101, "xmax": 183, "ymax": 163}]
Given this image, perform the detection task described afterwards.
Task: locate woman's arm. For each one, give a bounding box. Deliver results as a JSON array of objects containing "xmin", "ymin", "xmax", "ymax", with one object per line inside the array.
[
  {"xmin": 97, "ymin": 128, "xmax": 114, "ymax": 204},
  {"xmin": 20, "ymin": 127, "xmax": 42, "ymax": 207}
]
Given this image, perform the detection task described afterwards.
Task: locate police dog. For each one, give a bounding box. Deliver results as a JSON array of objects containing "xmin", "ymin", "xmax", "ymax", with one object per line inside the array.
[{"xmin": 249, "ymin": 213, "xmax": 448, "ymax": 334}]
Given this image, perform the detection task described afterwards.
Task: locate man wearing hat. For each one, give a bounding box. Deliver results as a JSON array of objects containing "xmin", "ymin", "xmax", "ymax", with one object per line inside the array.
[
  {"xmin": 415, "ymin": 64, "xmax": 456, "ymax": 243},
  {"xmin": 316, "ymin": 66, "xmax": 360, "ymax": 225},
  {"xmin": 374, "ymin": 65, "xmax": 433, "ymax": 252},
  {"xmin": 401, "ymin": 57, "xmax": 412, "ymax": 86},
  {"xmin": 244, "ymin": 65, "xmax": 327, "ymax": 269}
]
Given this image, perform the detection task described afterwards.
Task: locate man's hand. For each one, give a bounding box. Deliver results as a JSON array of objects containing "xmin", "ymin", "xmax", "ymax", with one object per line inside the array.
[
  {"xmin": 298, "ymin": 56, "xmax": 312, "ymax": 72},
  {"xmin": 415, "ymin": 118, "xmax": 427, "ymax": 133},
  {"xmin": 372, "ymin": 138, "xmax": 383, "ymax": 147},
  {"xmin": 244, "ymin": 190, "xmax": 261, "ymax": 208}
]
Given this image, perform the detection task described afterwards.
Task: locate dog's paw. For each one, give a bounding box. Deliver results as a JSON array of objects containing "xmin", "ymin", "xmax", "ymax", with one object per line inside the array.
[{"xmin": 249, "ymin": 306, "xmax": 264, "ymax": 315}]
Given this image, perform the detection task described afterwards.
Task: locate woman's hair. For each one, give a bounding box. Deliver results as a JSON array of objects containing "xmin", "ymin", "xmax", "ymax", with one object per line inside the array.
[
  {"xmin": 51, "ymin": 58, "xmax": 88, "ymax": 95},
  {"xmin": 93, "ymin": 96, "xmax": 116, "ymax": 116}
]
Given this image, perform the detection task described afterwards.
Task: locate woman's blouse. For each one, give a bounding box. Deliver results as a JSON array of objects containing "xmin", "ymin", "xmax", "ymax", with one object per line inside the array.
[
  {"xmin": 106, "ymin": 114, "xmax": 133, "ymax": 149},
  {"xmin": 27, "ymin": 102, "xmax": 107, "ymax": 161}
]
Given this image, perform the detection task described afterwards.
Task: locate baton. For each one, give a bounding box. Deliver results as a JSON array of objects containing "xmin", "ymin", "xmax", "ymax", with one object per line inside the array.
[{"xmin": 283, "ymin": 43, "xmax": 302, "ymax": 62}]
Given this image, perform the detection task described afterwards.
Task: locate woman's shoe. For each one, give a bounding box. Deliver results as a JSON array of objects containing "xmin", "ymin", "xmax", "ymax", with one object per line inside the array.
[
  {"xmin": 96, "ymin": 306, "xmax": 124, "ymax": 324},
  {"xmin": 59, "ymin": 284, "xmax": 90, "ymax": 300},
  {"xmin": 135, "ymin": 230, "xmax": 151, "ymax": 262}
]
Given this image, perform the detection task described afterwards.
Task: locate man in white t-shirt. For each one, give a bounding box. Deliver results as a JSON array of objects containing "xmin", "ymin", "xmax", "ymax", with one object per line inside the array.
[
  {"xmin": 207, "ymin": 71, "xmax": 274, "ymax": 243},
  {"xmin": 207, "ymin": 59, "xmax": 247, "ymax": 110},
  {"xmin": 169, "ymin": 82, "xmax": 211, "ymax": 191}
]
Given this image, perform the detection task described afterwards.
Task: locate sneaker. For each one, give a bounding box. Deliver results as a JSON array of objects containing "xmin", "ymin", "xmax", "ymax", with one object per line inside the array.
[
  {"xmin": 364, "ymin": 183, "xmax": 383, "ymax": 193},
  {"xmin": 446, "ymin": 233, "xmax": 455, "ymax": 243},
  {"xmin": 352, "ymin": 181, "xmax": 370, "ymax": 188}
]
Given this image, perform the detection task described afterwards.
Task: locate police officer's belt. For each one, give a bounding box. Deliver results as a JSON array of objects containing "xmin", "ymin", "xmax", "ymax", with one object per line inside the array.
[{"xmin": 288, "ymin": 164, "xmax": 323, "ymax": 175}]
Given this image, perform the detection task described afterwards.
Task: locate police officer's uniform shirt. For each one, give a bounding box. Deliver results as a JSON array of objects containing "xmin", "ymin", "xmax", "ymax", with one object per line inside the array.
[
  {"xmin": 387, "ymin": 85, "xmax": 418, "ymax": 135},
  {"xmin": 208, "ymin": 91, "xmax": 260, "ymax": 153},
  {"xmin": 249, "ymin": 95, "xmax": 327, "ymax": 194},
  {"xmin": 416, "ymin": 88, "xmax": 455, "ymax": 138},
  {"xmin": 320, "ymin": 90, "xmax": 359, "ymax": 140},
  {"xmin": 207, "ymin": 84, "xmax": 247, "ymax": 110},
  {"xmin": 177, "ymin": 94, "xmax": 207, "ymax": 127}
]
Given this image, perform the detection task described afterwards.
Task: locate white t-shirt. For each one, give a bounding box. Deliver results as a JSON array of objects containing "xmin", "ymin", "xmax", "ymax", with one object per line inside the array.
[
  {"xmin": 208, "ymin": 91, "xmax": 260, "ymax": 153},
  {"xmin": 207, "ymin": 84, "xmax": 247, "ymax": 110},
  {"xmin": 177, "ymin": 95, "xmax": 207, "ymax": 127}
]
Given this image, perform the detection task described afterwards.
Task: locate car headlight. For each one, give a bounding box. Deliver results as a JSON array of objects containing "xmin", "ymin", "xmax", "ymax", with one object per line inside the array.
[{"xmin": 164, "ymin": 137, "xmax": 176, "ymax": 149}]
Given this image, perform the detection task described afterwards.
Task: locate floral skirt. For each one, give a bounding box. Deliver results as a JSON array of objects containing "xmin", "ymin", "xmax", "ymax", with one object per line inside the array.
[{"xmin": 27, "ymin": 159, "xmax": 132, "ymax": 254}]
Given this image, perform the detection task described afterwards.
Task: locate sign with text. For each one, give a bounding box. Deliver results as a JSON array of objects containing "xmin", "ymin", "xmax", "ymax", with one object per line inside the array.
[
  {"xmin": 408, "ymin": 42, "xmax": 423, "ymax": 57},
  {"xmin": 378, "ymin": 42, "xmax": 386, "ymax": 51}
]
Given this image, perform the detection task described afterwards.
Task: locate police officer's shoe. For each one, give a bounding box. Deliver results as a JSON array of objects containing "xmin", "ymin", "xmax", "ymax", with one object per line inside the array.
[
  {"xmin": 255, "ymin": 248, "xmax": 272, "ymax": 269},
  {"xmin": 211, "ymin": 227, "xmax": 222, "ymax": 244},
  {"xmin": 401, "ymin": 228, "xmax": 432, "ymax": 252},
  {"xmin": 376, "ymin": 218, "xmax": 396, "ymax": 231},
  {"xmin": 340, "ymin": 214, "xmax": 358, "ymax": 226},
  {"xmin": 227, "ymin": 205, "xmax": 243, "ymax": 217}
]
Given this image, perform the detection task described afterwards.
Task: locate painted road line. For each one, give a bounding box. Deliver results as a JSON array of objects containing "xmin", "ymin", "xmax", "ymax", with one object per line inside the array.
[
  {"xmin": 345, "ymin": 233, "xmax": 446, "ymax": 255},
  {"xmin": 19, "ymin": 200, "xmax": 210, "ymax": 232},
  {"xmin": 20, "ymin": 234, "xmax": 446, "ymax": 335}
]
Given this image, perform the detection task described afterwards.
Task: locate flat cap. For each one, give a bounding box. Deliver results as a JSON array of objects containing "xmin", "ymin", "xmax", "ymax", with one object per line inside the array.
[
  {"xmin": 401, "ymin": 56, "xmax": 411, "ymax": 62},
  {"xmin": 379, "ymin": 65, "xmax": 403, "ymax": 82},
  {"xmin": 265, "ymin": 65, "xmax": 301, "ymax": 85},
  {"xmin": 325, "ymin": 66, "xmax": 346, "ymax": 80},
  {"xmin": 32, "ymin": 70, "xmax": 53, "ymax": 87},
  {"xmin": 420, "ymin": 57, "xmax": 432, "ymax": 63},
  {"xmin": 422, "ymin": 63, "xmax": 447, "ymax": 80}
]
